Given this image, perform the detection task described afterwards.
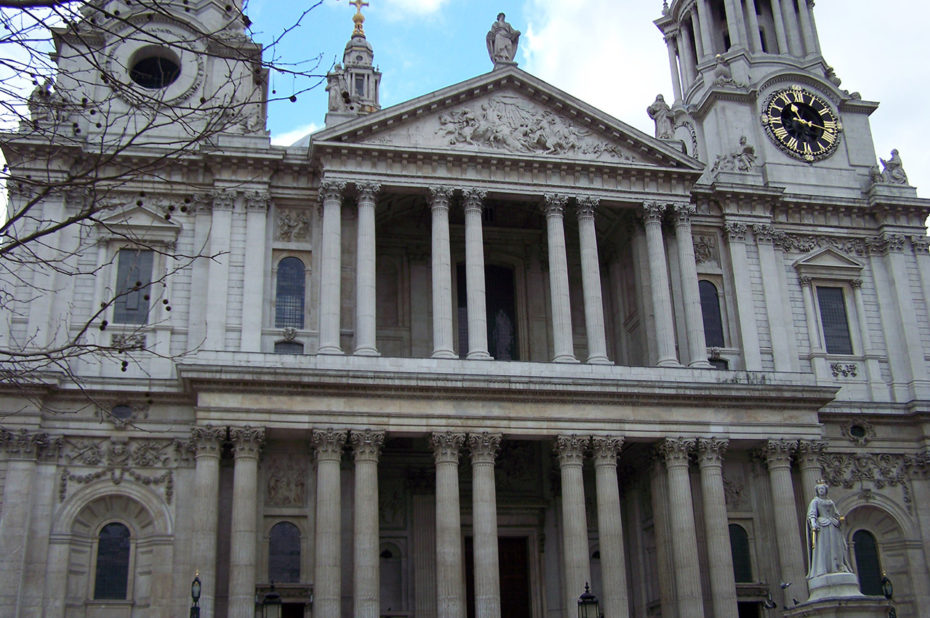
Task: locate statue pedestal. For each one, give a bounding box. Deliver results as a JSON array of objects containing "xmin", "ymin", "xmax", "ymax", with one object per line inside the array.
[
  {"xmin": 785, "ymin": 575, "xmax": 889, "ymax": 617},
  {"xmin": 808, "ymin": 573, "xmax": 863, "ymax": 602}
]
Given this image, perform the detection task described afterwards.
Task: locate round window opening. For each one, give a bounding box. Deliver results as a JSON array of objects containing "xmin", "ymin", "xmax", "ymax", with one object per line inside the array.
[
  {"xmin": 849, "ymin": 424, "xmax": 867, "ymax": 439},
  {"xmin": 129, "ymin": 47, "xmax": 181, "ymax": 89}
]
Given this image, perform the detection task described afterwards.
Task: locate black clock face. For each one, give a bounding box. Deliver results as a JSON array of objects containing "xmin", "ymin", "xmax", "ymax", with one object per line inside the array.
[{"xmin": 761, "ymin": 87, "xmax": 842, "ymax": 162}]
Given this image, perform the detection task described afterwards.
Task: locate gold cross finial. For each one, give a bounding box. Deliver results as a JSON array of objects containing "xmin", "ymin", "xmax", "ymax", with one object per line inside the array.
[{"xmin": 349, "ymin": 0, "xmax": 369, "ymax": 35}]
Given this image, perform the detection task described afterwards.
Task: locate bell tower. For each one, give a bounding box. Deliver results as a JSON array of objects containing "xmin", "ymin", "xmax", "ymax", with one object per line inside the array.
[
  {"xmin": 324, "ymin": 0, "xmax": 382, "ymax": 127},
  {"xmin": 653, "ymin": 0, "xmax": 899, "ymax": 198}
]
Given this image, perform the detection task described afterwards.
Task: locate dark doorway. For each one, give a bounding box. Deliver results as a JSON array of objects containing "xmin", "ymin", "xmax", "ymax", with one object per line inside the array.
[
  {"xmin": 738, "ymin": 601, "xmax": 761, "ymax": 618},
  {"xmin": 456, "ymin": 263, "xmax": 518, "ymax": 360},
  {"xmin": 465, "ymin": 536, "xmax": 531, "ymax": 618},
  {"xmin": 282, "ymin": 603, "xmax": 304, "ymax": 618}
]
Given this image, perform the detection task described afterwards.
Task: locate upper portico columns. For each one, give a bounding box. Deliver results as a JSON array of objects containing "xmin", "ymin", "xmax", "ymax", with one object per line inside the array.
[
  {"xmin": 462, "ymin": 189, "xmax": 492, "ymax": 359},
  {"xmin": 318, "ymin": 179, "xmax": 346, "ymax": 354},
  {"xmin": 643, "ymin": 202, "xmax": 680, "ymax": 367},
  {"xmin": 544, "ymin": 195, "xmax": 578, "ymax": 363},
  {"xmin": 355, "ymin": 182, "xmax": 382, "ymax": 356},
  {"xmin": 429, "ymin": 187, "xmax": 457, "ymax": 358},
  {"xmin": 576, "ymin": 197, "xmax": 611, "ymax": 364},
  {"xmin": 673, "ymin": 203, "xmax": 711, "ymax": 367}
]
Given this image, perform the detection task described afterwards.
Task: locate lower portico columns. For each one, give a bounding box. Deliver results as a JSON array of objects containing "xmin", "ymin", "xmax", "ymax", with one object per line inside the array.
[
  {"xmin": 469, "ymin": 433, "xmax": 503, "ymax": 618},
  {"xmin": 431, "ymin": 432, "xmax": 467, "ymax": 618},
  {"xmin": 556, "ymin": 435, "xmax": 591, "ymax": 618},
  {"xmin": 673, "ymin": 204, "xmax": 712, "ymax": 368},
  {"xmin": 191, "ymin": 426, "xmax": 226, "ymax": 618},
  {"xmin": 797, "ymin": 440, "xmax": 826, "ymax": 504},
  {"xmin": 463, "ymin": 189, "xmax": 492, "ymax": 359},
  {"xmin": 544, "ymin": 195, "xmax": 578, "ymax": 363},
  {"xmin": 355, "ymin": 183, "xmax": 381, "ymax": 356},
  {"xmin": 313, "ymin": 429, "xmax": 349, "ymax": 617},
  {"xmin": 228, "ymin": 427, "xmax": 266, "ymax": 618},
  {"xmin": 697, "ymin": 438, "xmax": 738, "ymax": 618},
  {"xmin": 576, "ymin": 198, "xmax": 611, "ymax": 364},
  {"xmin": 591, "ymin": 436, "xmax": 630, "ymax": 618},
  {"xmin": 429, "ymin": 187, "xmax": 457, "ymax": 358},
  {"xmin": 643, "ymin": 203, "xmax": 680, "ymax": 366},
  {"xmin": 660, "ymin": 438, "xmax": 705, "ymax": 618},
  {"xmin": 318, "ymin": 180, "xmax": 347, "ymax": 354},
  {"xmin": 352, "ymin": 430, "xmax": 385, "ymax": 618},
  {"xmin": 764, "ymin": 440, "xmax": 807, "ymax": 597}
]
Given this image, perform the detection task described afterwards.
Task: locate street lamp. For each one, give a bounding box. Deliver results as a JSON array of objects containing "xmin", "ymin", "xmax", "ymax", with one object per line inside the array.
[
  {"xmin": 577, "ymin": 582, "xmax": 600, "ymax": 618},
  {"xmin": 190, "ymin": 572, "xmax": 201, "ymax": 618},
  {"xmin": 881, "ymin": 574, "xmax": 896, "ymax": 618},
  {"xmin": 262, "ymin": 583, "xmax": 282, "ymax": 618}
]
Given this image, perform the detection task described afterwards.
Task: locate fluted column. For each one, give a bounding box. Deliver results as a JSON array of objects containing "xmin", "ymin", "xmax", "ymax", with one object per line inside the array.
[
  {"xmin": 649, "ymin": 460, "xmax": 676, "ymax": 617},
  {"xmin": 191, "ymin": 426, "xmax": 226, "ymax": 618},
  {"xmin": 0, "ymin": 430, "xmax": 45, "ymax": 617},
  {"xmin": 228, "ymin": 427, "xmax": 265, "ymax": 618},
  {"xmin": 764, "ymin": 440, "xmax": 807, "ymax": 595},
  {"xmin": 469, "ymin": 433, "xmax": 502, "ymax": 618},
  {"xmin": 725, "ymin": 223, "xmax": 762, "ymax": 370},
  {"xmin": 556, "ymin": 435, "xmax": 591, "ymax": 618},
  {"xmin": 697, "ymin": 438, "xmax": 738, "ymax": 618},
  {"xmin": 745, "ymin": 0, "xmax": 763, "ymax": 52},
  {"xmin": 352, "ymin": 430, "xmax": 385, "ymax": 618},
  {"xmin": 723, "ymin": 0, "xmax": 747, "ymax": 49},
  {"xmin": 544, "ymin": 195, "xmax": 577, "ymax": 363},
  {"xmin": 796, "ymin": 0, "xmax": 817, "ymax": 55},
  {"xmin": 319, "ymin": 180, "xmax": 346, "ymax": 354},
  {"xmin": 690, "ymin": 12, "xmax": 705, "ymax": 60},
  {"xmin": 313, "ymin": 429, "xmax": 348, "ymax": 617},
  {"xmin": 660, "ymin": 438, "xmax": 704, "ymax": 618},
  {"xmin": 355, "ymin": 182, "xmax": 381, "ymax": 356},
  {"xmin": 769, "ymin": 0, "xmax": 790, "ymax": 53},
  {"xmin": 592, "ymin": 436, "xmax": 629, "ymax": 618},
  {"xmin": 643, "ymin": 202, "xmax": 679, "ymax": 366},
  {"xmin": 695, "ymin": 0, "xmax": 715, "ymax": 57},
  {"xmin": 430, "ymin": 187, "xmax": 457, "ymax": 358},
  {"xmin": 242, "ymin": 193, "xmax": 270, "ymax": 351},
  {"xmin": 780, "ymin": 0, "xmax": 803, "ymax": 56},
  {"xmin": 462, "ymin": 189, "xmax": 491, "ymax": 359},
  {"xmin": 799, "ymin": 276, "xmax": 824, "ymax": 354},
  {"xmin": 674, "ymin": 204, "xmax": 711, "ymax": 367},
  {"xmin": 206, "ymin": 190, "xmax": 234, "ymax": 350},
  {"xmin": 679, "ymin": 28, "xmax": 697, "ymax": 88},
  {"xmin": 576, "ymin": 197, "xmax": 610, "ymax": 364},
  {"xmin": 753, "ymin": 225, "xmax": 795, "ymax": 372},
  {"xmin": 797, "ymin": 440, "xmax": 826, "ymax": 505},
  {"xmin": 664, "ymin": 35, "xmax": 683, "ymax": 103},
  {"xmin": 432, "ymin": 432, "xmax": 466, "ymax": 618}
]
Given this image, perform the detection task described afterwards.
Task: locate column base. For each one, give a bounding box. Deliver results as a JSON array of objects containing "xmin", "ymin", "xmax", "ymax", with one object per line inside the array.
[
  {"xmin": 688, "ymin": 359, "xmax": 713, "ymax": 368},
  {"xmin": 552, "ymin": 354, "xmax": 580, "ymax": 363},
  {"xmin": 353, "ymin": 347, "xmax": 381, "ymax": 357},
  {"xmin": 586, "ymin": 355, "xmax": 613, "ymax": 365},
  {"xmin": 432, "ymin": 349, "xmax": 458, "ymax": 359},
  {"xmin": 657, "ymin": 358, "xmax": 682, "ymax": 367},
  {"xmin": 317, "ymin": 346, "xmax": 345, "ymax": 355},
  {"xmin": 466, "ymin": 351, "xmax": 493, "ymax": 360}
]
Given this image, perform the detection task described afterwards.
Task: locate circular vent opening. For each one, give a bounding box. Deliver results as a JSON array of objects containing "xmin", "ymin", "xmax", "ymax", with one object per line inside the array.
[
  {"xmin": 129, "ymin": 47, "xmax": 181, "ymax": 89},
  {"xmin": 111, "ymin": 404, "xmax": 133, "ymax": 420},
  {"xmin": 849, "ymin": 424, "xmax": 867, "ymax": 439}
]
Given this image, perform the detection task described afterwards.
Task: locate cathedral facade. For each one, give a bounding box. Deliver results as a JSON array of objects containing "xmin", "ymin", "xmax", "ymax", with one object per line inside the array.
[{"xmin": 1, "ymin": 1, "xmax": 929, "ymax": 618}]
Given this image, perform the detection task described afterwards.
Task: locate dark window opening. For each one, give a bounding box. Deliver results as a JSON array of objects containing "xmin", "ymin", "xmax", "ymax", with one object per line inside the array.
[
  {"xmin": 456, "ymin": 264, "xmax": 518, "ymax": 360},
  {"xmin": 853, "ymin": 529, "xmax": 883, "ymax": 596},
  {"xmin": 268, "ymin": 522, "xmax": 300, "ymax": 583},
  {"xmin": 709, "ymin": 358, "xmax": 729, "ymax": 371},
  {"xmin": 355, "ymin": 76, "xmax": 365, "ymax": 97},
  {"xmin": 274, "ymin": 341, "xmax": 304, "ymax": 355},
  {"xmin": 94, "ymin": 522, "xmax": 131, "ymax": 600},
  {"xmin": 129, "ymin": 54, "xmax": 180, "ymax": 89},
  {"xmin": 699, "ymin": 280, "xmax": 726, "ymax": 348},
  {"xmin": 275, "ymin": 257, "xmax": 305, "ymax": 329},
  {"xmin": 114, "ymin": 249, "xmax": 154, "ymax": 324},
  {"xmin": 729, "ymin": 523, "xmax": 753, "ymax": 583},
  {"xmin": 817, "ymin": 286, "xmax": 853, "ymax": 354}
]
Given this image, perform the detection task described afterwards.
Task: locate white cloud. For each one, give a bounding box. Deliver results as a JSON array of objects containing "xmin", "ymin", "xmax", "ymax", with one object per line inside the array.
[
  {"xmin": 379, "ymin": 0, "xmax": 448, "ymax": 16},
  {"xmin": 271, "ymin": 122, "xmax": 321, "ymax": 146}
]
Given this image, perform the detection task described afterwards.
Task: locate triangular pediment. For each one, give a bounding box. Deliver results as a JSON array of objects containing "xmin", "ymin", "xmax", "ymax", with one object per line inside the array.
[
  {"xmin": 98, "ymin": 205, "xmax": 181, "ymax": 244},
  {"xmin": 312, "ymin": 67, "xmax": 702, "ymax": 170},
  {"xmin": 793, "ymin": 247, "xmax": 863, "ymax": 278}
]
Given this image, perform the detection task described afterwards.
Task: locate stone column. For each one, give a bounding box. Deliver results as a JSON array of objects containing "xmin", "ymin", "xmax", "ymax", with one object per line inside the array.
[
  {"xmin": 764, "ymin": 440, "xmax": 807, "ymax": 596},
  {"xmin": 227, "ymin": 426, "xmax": 265, "ymax": 618},
  {"xmin": 679, "ymin": 28, "xmax": 697, "ymax": 88},
  {"xmin": 643, "ymin": 202, "xmax": 680, "ymax": 366},
  {"xmin": 556, "ymin": 435, "xmax": 591, "ymax": 618},
  {"xmin": 723, "ymin": 0, "xmax": 747, "ymax": 49},
  {"xmin": 799, "ymin": 276, "xmax": 824, "ymax": 354},
  {"xmin": 318, "ymin": 180, "xmax": 346, "ymax": 354},
  {"xmin": 780, "ymin": 0, "xmax": 803, "ymax": 56},
  {"xmin": 206, "ymin": 190, "xmax": 234, "ymax": 350},
  {"xmin": 690, "ymin": 12, "xmax": 705, "ymax": 60},
  {"xmin": 462, "ymin": 189, "xmax": 491, "ymax": 359},
  {"xmin": 355, "ymin": 183, "xmax": 381, "ymax": 356},
  {"xmin": 0, "ymin": 430, "xmax": 45, "ymax": 617},
  {"xmin": 649, "ymin": 460, "xmax": 676, "ymax": 617},
  {"xmin": 576, "ymin": 197, "xmax": 610, "ymax": 364},
  {"xmin": 352, "ymin": 430, "xmax": 385, "ymax": 618},
  {"xmin": 544, "ymin": 194, "xmax": 577, "ymax": 363},
  {"xmin": 191, "ymin": 426, "xmax": 226, "ymax": 618},
  {"xmin": 697, "ymin": 438, "xmax": 738, "ymax": 618},
  {"xmin": 673, "ymin": 204, "xmax": 711, "ymax": 368},
  {"xmin": 660, "ymin": 438, "xmax": 705, "ymax": 618},
  {"xmin": 769, "ymin": 0, "xmax": 790, "ymax": 53},
  {"xmin": 469, "ymin": 433, "xmax": 502, "ymax": 618},
  {"xmin": 432, "ymin": 433, "xmax": 466, "ymax": 618},
  {"xmin": 725, "ymin": 223, "xmax": 762, "ymax": 370},
  {"xmin": 754, "ymin": 225, "xmax": 795, "ymax": 372},
  {"xmin": 745, "ymin": 0, "xmax": 763, "ymax": 53},
  {"xmin": 695, "ymin": 0, "xmax": 716, "ymax": 57},
  {"xmin": 664, "ymin": 35, "xmax": 683, "ymax": 102},
  {"xmin": 313, "ymin": 429, "xmax": 348, "ymax": 618},
  {"xmin": 592, "ymin": 436, "xmax": 630, "ymax": 618},
  {"xmin": 20, "ymin": 438, "xmax": 60, "ymax": 616},
  {"xmin": 242, "ymin": 192, "xmax": 269, "ymax": 351},
  {"xmin": 882, "ymin": 236, "xmax": 929, "ymax": 389},
  {"xmin": 796, "ymin": 0, "xmax": 816, "ymax": 55},
  {"xmin": 797, "ymin": 440, "xmax": 826, "ymax": 505},
  {"xmin": 850, "ymin": 280, "xmax": 886, "ymax": 399},
  {"xmin": 430, "ymin": 187, "xmax": 457, "ymax": 358}
]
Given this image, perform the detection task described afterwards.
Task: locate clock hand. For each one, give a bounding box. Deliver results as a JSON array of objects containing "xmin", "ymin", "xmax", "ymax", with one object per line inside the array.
[{"xmin": 795, "ymin": 118, "xmax": 834, "ymax": 132}]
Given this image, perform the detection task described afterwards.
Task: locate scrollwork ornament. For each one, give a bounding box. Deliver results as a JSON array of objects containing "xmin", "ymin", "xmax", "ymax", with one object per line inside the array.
[
  {"xmin": 431, "ymin": 432, "xmax": 466, "ymax": 464},
  {"xmin": 909, "ymin": 235, "xmax": 930, "ymax": 253},
  {"xmin": 1, "ymin": 428, "xmax": 50, "ymax": 461},
  {"xmin": 591, "ymin": 436, "xmax": 624, "ymax": 463},
  {"xmin": 356, "ymin": 182, "xmax": 381, "ymax": 203},
  {"xmin": 724, "ymin": 222, "xmax": 747, "ymax": 242},
  {"xmin": 212, "ymin": 190, "xmax": 235, "ymax": 211},
  {"xmin": 229, "ymin": 426, "xmax": 265, "ymax": 458},
  {"xmin": 350, "ymin": 429, "xmax": 385, "ymax": 462},
  {"xmin": 319, "ymin": 180, "xmax": 346, "ymax": 204}
]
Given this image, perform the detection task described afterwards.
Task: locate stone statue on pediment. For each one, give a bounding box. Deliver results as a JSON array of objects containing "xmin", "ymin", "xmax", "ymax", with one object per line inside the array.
[
  {"xmin": 486, "ymin": 13, "xmax": 520, "ymax": 67},
  {"xmin": 647, "ymin": 94, "xmax": 674, "ymax": 139},
  {"xmin": 880, "ymin": 149, "xmax": 908, "ymax": 185}
]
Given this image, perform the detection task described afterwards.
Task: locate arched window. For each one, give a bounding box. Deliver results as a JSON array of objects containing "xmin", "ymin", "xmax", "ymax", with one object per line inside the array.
[
  {"xmin": 853, "ymin": 529, "xmax": 883, "ymax": 596},
  {"xmin": 94, "ymin": 522, "xmax": 131, "ymax": 599},
  {"xmin": 729, "ymin": 523, "xmax": 753, "ymax": 583},
  {"xmin": 269, "ymin": 522, "xmax": 301, "ymax": 583},
  {"xmin": 275, "ymin": 257, "xmax": 305, "ymax": 329},
  {"xmin": 699, "ymin": 280, "xmax": 726, "ymax": 348}
]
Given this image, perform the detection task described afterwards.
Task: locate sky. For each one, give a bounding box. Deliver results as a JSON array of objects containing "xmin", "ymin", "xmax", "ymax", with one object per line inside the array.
[{"xmin": 247, "ymin": 0, "xmax": 930, "ymax": 196}]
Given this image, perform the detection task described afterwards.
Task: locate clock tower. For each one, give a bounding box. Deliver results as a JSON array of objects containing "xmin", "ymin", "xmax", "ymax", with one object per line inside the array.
[{"xmin": 653, "ymin": 0, "xmax": 902, "ymax": 199}]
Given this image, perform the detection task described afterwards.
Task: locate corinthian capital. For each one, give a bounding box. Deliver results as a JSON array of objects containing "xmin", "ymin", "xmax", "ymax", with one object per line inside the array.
[
  {"xmin": 697, "ymin": 438, "xmax": 729, "ymax": 466},
  {"xmin": 229, "ymin": 426, "xmax": 265, "ymax": 458},
  {"xmin": 319, "ymin": 179, "xmax": 346, "ymax": 203},
  {"xmin": 576, "ymin": 196, "xmax": 599, "ymax": 220},
  {"xmin": 356, "ymin": 182, "xmax": 381, "ymax": 203},
  {"xmin": 429, "ymin": 186, "xmax": 454, "ymax": 211},
  {"xmin": 468, "ymin": 432, "xmax": 502, "ymax": 464},
  {"xmin": 555, "ymin": 434, "xmax": 589, "ymax": 466},
  {"xmin": 350, "ymin": 429, "xmax": 385, "ymax": 462},
  {"xmin": 462, "ymin": 188, "xmax": 487, "ymax": 213},
  {"xmin": 431, "ymin": 432, "xmax": 466, "ymax": 464},
  {"xmin": 643, "ymin": 201, "xmax": 666, "ymax": 223},
  {"xmin": 0, "ymin": 428, "xmax": 51, "ymax": 461},
  {"xmin": 591, "ymin": 435, "xmax": 624, "ymax": 463},
  {"xmin": 543, "ymin": 194, "xmax": 568, "ymax": 217},
  {"xmin": 312, "ymin": 428, "xmax": 348, "ymax": 461},
  {"xmin": 672, "ymin": 202, "xmax": 695, "ymax": 226},
  {"xmin": 191, "ymin": 425, "xmax": 227, "ymax": 457},
  {"xmin": 763, "ymin": 439, "xmax": 796, "ymax": 468},
  {"xmin": 659, "ymin": 437, "xmax": 695, "ymax": 466},
  {"xmin": 797, "ymin": 440, "xmax": 826, "ymax": 467}
]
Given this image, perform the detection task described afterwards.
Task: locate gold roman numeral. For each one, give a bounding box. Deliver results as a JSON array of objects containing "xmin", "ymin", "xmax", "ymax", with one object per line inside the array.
[{"xmin": 774, "ymin": 127, "xmax": 789, "ymax": 139}]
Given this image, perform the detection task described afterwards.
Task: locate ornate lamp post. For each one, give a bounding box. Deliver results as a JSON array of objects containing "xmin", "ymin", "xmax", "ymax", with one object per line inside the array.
[
  {"xmin": 577, "ymin": 582, "xmax": 600, "ymax": 618},
  {"xmin": 190, "ymin": 572, "xmax": 201, "ymax": 618},
  {"xmin": 262, "ymin": 583, "xmax": 282, "ymax": 618},
  {"xmin": 881, "ymin": 574, "xmax": 896, "ymax": 618}
]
